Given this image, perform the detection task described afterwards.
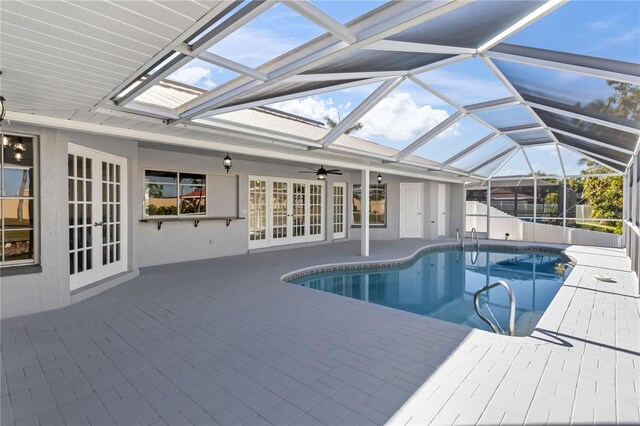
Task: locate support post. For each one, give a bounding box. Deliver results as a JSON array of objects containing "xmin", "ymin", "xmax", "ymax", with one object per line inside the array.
[
  {"xmin": 563, "ymin": 178, "xmax": 567, "ymax": 244},
  {"xmin": 533, "ymin": 176, "xmax": 537, "ymax": 242},
  {"xmin": 361, "ymin": 170, "xmax": 370, "ymax": 257},
  {"xmin": 487, "ymin": 180, "xmax": 491, "ymax": 239}
]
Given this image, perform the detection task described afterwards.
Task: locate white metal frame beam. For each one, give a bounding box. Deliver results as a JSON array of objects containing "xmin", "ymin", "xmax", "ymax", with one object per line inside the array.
[
  {"xmin": 484, "ymin": 148, "xmax": 521, "ymax": 181},
  {"xmin": 409, "ymin": 76, "xmax": 533, "ymax": 174},
  {"xmin": 283, "ymin": 1, "xmax": 357, "ymax": 44},
  {"xmin": 558, "ymin": 144, "xmax": 624, "ymax": 173},
  {"xmin": 470, "ymin": 146, "xmax": 517, "ymax": 174},
  {"xmin": 485, "ymin": 44, "xmax": 640, "ymax": 85},
  {"xmin": 393, "ymin": 111, "xmax": 465, "ymax": 161},
  {"xmin": 482, "ymin": 55, "xmax": 565, "ymax": 177},
  {"xmin": 320, "ymin": 77, "xmax": 404, "ymax": 147},
  {"xmin": 363, "ymin": 40, "xmax": 476, "ymax": 55},
  {"xmin": 440, "ymin": 132, "xmax": 500, "ymax": 168},
  {"xmin": 195, "ymin": 51, "xmax": 268, "ymax": 81},
  {"xmin": 477, "ymin": 0, "xmax": 567, "ymax": 52},
  {"xmin": 464, "ymin": 97, "xmax": 519, "ymax": 112},
  {"xmin": 117, "ymin": 1, "xmax": 276, "ymax": 107},
  {"xmin": 549, "ymin": 127, "xmax": 635, "ymax": 155},
  {"xmin": 175, "ymin": 0, "xmax": 469, "ymax": 122},
  {"xmin": 526, "ymin": 100, "xmax": 640, "ymax": 134},
  {"xmin": 203, "ymin": 76, "xmax": 391, "ymax": 117}
]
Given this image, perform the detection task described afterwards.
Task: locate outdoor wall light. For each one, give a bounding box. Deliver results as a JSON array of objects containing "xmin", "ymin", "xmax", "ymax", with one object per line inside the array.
[
  {"xmin": 223, "ymin": 153, "xmax": 232, "ymax": 173},
  {"xmin": 0, "ymin": 96, "xmax": 5, "ymax": 124},
  {"xmin": 377, "ymin": 173, "xmax": 383, "ymax": 184},
  {"xmin": 13, "ymin": 137, "xmax": 25, "ymax": 161}
]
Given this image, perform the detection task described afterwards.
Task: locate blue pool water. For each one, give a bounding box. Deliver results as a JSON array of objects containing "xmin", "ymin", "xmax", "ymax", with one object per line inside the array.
[{"xmin": 290, "ymin": 249, "xmax": 573, "ymax": 336}]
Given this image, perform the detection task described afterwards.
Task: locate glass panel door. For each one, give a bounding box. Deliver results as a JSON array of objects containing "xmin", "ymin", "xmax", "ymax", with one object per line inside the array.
[
  {"xmin": 101, "ymin": 160, "xmax": 122, "ymax": 266},
  {"xmin": 270, "ymin": 179, "xmax": 289, "ymax": 246},
  {"xmin": 68, "ymin": 153, "xmax": 94, "ymax": 278},
  {"xmin": 291, "ymin": 182, "xmax": 307, "ymax": 243},
  {"xmin": 333, "ymin": 183, "xmax": 346, "ymax": 239},
  {"xmin": 309, "ymin": 183, "xmax": 323, "ymax": 241},
  {"xmin": 69, "ymin": 145, "xmax": 126, "ymax": 291},
  {"xmin": 249, "ymin": 178, "xmax": 268, "ymax": 249}
]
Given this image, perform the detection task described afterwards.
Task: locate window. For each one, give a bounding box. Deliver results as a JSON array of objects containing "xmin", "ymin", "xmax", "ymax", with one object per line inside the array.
[
  {"xmin": 1, "ymin": 133, "xmax": 37, "ymax": 267},
  {"xmin": 352, "ymin": 184, "xmax": 387, "ymax": 227},
  {"xmin": 144, "ymin": 170, "xmax": 206, "ymax": 217}
]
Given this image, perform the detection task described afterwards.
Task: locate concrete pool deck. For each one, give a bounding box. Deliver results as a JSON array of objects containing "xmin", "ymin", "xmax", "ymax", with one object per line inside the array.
[{"xmin": 1, "ymin": 239, "xmax": 638, "ymax": 425}]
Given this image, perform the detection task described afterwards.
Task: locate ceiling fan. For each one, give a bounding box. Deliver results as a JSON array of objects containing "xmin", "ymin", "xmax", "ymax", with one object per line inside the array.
[{"xmin": 299, "ymin": 165, "xmax": 342, "ymax": 180}]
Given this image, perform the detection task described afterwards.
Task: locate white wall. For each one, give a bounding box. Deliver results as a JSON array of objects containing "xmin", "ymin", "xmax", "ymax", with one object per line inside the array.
[
  {"xmin": 0, "ymin": 126, "xmax": 464, "ymax": 318},
  {"xmin": 1, "ymin": 124, "xmax": 139, "ymax": 318}
]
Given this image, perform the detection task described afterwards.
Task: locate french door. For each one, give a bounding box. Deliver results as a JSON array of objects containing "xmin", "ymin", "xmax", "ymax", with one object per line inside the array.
[
  {"xmin": 68, "ymin": 145, "xmax": 127, "ymax": 291},
  {"xmin": 333, "ymin": 183, "xmax": 347, "ymax": 239},
  {"xmin": 249, "ymin": 176, "xmax": 324, "ymax": 249}
]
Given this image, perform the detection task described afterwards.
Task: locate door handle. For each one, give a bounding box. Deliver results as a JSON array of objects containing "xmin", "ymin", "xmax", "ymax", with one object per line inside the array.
[{"xmin": 94, "ymin": 222, "xmax": 104, "ymax": 227}]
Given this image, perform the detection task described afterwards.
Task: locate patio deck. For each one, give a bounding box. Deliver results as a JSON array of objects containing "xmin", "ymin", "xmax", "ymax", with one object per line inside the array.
[{"xmin": 1, "ymin": 240, "xmax": 638, "ymax": 425}]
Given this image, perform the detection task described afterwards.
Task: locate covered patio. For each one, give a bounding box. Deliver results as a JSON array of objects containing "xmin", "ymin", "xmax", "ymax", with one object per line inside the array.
[
  {"xmin": 1, "ymin": 0, "xmax": 639, "ymax": 425},
  {"xmin": 2, "ymin": 241, "xmax": 639, "ymax": 425}
]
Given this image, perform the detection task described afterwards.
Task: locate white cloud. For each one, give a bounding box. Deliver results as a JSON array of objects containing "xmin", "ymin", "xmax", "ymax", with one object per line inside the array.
[
  {"xmin": 270, "ymin": 96, "xmax": 341, "ymax": 122},
  {"xmin": 168, "ymin": 65, "xmax": 217, "ymax": 89},
  {"xmin": 358, "ymin": 92, "xmax": 453, "ymax": 143},
  {"xmin": 590, "ymin": 26, "xmax": 640, "ymax": 52},
  {"xmin": 588, "ymin": 16, "xmax": 622, "ymax": 30},
  {"xmin": 210, "ymin": 27, "xmax": 302, "ymax": 68}
]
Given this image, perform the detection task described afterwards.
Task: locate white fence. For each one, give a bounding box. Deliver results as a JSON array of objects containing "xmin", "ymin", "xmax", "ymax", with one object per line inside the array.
[{"xmin": 466, "ymin": 201, "xmax": 623, "ymax": 248}]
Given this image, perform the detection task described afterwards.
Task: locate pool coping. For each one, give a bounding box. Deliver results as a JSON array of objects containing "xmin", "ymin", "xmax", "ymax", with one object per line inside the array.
[{"xmin": 281, "ymin": 239, "xmax": 577, "ymax": 341}]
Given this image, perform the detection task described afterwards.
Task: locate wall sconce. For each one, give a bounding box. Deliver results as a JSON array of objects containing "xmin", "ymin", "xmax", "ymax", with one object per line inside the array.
[
  {"xmin": 13, "ymin": 137, "xmax": 25, "ymax": 161},
  {"xmin": 377, "ymin": 173, "xmax": 383, "ymax": 184},
  {"xmin": 223, "ymin": 153, "xmax": 232, "ymax": 173},
  {"xmin": 0, "ymin": 95, "xmax": 5, "ymax": 124}
]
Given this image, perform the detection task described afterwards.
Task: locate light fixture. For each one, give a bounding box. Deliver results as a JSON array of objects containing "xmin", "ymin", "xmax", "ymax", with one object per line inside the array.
[
  {"xmin": 2, "ymin": 135, "xmax": 10, "ymax": 147},
  {"xmin": 13, "ymin": 137, "xmax": 25, "ymax": 161},
  {"xmin": 377, "ymin": 173, "xmax": 383, "ymax": 184},
  {"xmin": 316, "ymin": 166, "xmax": 327, "ymax": 181},
  {"xmin": 223, "ymin": 153, "xmax": 232, "ymax": 173},
  {"xmin": 0, "ymin": 94, "xmax": 5, "ymax": 124}
]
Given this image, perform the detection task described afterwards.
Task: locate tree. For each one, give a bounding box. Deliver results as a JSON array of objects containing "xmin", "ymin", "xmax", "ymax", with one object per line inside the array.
[
  {"xmin": 603, "ymin": 81, "xmax": 640, "ymax": 121},
  {"xmin": 567, "ymin": 160, "xmax": 622, "ymax": 234},
  {"xmin": 325, "ymin": 115, "xmax": 363, "ymax": 135}
]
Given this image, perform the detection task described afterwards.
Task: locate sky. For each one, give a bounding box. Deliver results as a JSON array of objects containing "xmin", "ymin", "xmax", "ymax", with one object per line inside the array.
[{"xmin": 156, "ymin": 0, "xmax": 637, "ymax": 176}]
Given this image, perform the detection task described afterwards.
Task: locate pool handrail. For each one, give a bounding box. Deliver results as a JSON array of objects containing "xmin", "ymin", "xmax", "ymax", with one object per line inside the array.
[
  {"xmin": 474, "ymin": 280, "xmax": 516, "ymax": 336},
  {"xmin": 471, "ymin": 227, "xmax": 480, "ymax": 249},
  {"xmin": 456, "ymin": 228, "xmax": 464, "ymax": 249},
  {"xmin": 470, "ymin": 248, "xmax": 479, "ymax": 265}
]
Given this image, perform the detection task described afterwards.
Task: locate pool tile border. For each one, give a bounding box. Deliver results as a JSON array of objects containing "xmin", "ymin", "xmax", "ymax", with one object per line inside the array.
[{"xmin": 282, "ymin": 242, "xmax": 570, "ymax": 282}]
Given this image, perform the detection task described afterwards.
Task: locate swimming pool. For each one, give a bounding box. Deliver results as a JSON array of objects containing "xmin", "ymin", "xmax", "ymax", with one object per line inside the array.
[{"xmin": 288, "ymin": 248, "xmax": 573, "ymax": 336}]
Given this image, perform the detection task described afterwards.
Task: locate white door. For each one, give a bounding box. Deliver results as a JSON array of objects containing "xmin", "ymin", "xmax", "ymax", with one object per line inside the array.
[
  {"xmin": 308, "ymin": 183, "xmax": 324, "ymax": 242},
  {"xmin": 290, "ymin": 181, "xmax": 308, "ymax": 244},
  {"xmin": 270, "ymin": 179, "xmax": 289, "ymax": 246},
  {"xmin": 437, "ymin": 183, "xmax": 446, "ymax": 237},
  {"xmin": 68, "ymin": 145, "xmax": 127, "ymax": 291},
  {"xmin": 249, "ymin": 177, "xmax": 325, "ymax": 249},
  {"xmin": 400, "ymin": 183, "xmax": 423, "ymax": 238},
  {"xmin": 249, "ymin": 178, "xmax": 268, "ymax": 249},
  {"xmin": 333, "ymin": 183, "xmax": 347, "ymax": 239}
]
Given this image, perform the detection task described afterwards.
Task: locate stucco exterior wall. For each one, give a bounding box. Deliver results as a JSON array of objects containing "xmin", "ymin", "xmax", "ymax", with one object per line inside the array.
[{"xmin": 1, "ymin": 126, "xmax": 465, "ymax": 318}]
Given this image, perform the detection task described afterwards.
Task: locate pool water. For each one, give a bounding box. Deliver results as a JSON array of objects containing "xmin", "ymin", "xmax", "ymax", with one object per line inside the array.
[{"xmin": 290, "ymin": 249, "xmax": 573, "ymax": 336}]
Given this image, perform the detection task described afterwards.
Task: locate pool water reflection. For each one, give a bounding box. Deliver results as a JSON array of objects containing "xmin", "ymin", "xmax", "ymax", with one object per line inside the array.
[{"xmin": 290, "ymin": 249, "xmax": 572, "ymax": 336}]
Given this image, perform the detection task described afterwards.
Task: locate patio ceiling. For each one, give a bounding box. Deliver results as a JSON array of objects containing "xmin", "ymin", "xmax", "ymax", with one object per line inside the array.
[{"xmin": 2, "ymin": 0, "xmax": 639, "ymax": 181}]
